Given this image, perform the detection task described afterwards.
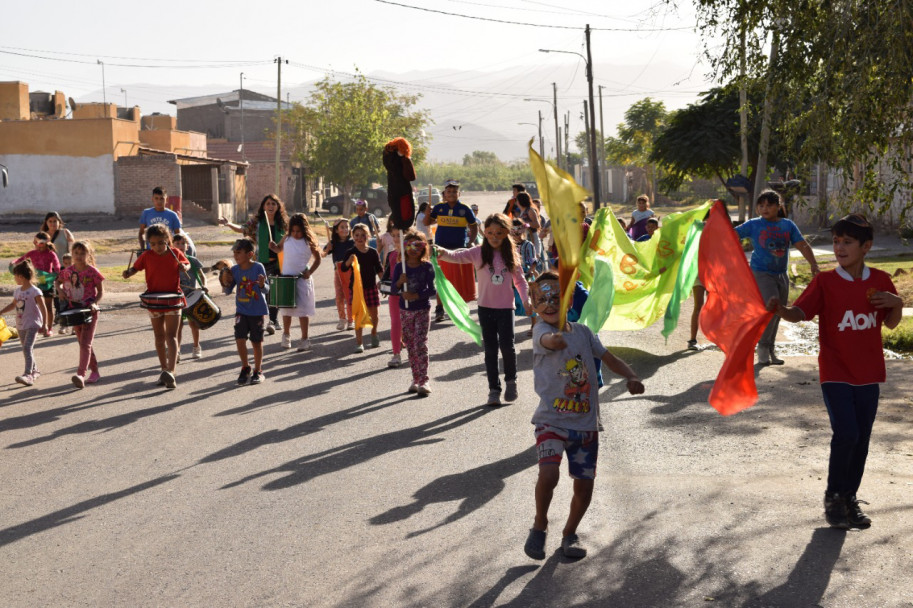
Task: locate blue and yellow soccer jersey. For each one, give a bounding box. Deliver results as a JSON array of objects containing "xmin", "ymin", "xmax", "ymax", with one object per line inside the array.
[{"xmin": 430, "ymin": 202, "xmax": 477, "ymax": 249}]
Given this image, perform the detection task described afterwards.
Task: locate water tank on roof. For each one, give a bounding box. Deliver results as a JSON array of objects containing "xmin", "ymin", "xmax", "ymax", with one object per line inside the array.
[{"xmin": 29, "ymin": 92, "xmax": 54, "ymax": 116}]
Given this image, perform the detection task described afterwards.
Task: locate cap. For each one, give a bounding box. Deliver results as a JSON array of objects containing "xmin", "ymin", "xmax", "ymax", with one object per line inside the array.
[
  {"xmin": 354, "ymin": 199, "xmax": 367, "ymax": 206},
  {"xmin": 443, "ymin": 178, "xmax": 460, "ymax": 189}
]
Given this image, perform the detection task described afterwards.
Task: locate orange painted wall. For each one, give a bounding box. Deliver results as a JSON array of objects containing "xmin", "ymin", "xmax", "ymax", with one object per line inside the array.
[
  {"xmin": 0, "ymin": 118, "xmax": 142, "ymax": 160},
  {"xmin": 0, "ymin": 81, "xmax": 29, "ymax": 120}
]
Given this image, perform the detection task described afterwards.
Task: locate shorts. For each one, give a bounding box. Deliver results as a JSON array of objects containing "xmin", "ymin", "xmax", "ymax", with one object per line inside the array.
[
  {"xmin": 234, "ymin": 314, "xmax": 265, "ymax": 342},
  {"xmin": 149, "ymin": 309, "xmax": 182, "ymax": 319},
  {"xmin": 534, "ymin": 424, "xmax": 599, "ymax": 480}
]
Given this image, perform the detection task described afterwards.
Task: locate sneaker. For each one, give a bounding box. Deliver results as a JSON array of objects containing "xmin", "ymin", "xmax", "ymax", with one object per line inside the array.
[
  {"xmin": 158, "ymin": 370, "xmax": 169, "ymax": 386},
  {"xmin": 388, "ymin": 353, "xmax": 402, "ymax": 368},
  {"xmin": 504, "ymin": 381, "xmax": 518, "ymax": 402},
  {"xmin": 824, "ymin": 491, "xmax": 850, "ymax": 529},
  {"xmin": 14, "ymin": 374, "xmax": 33, "ymax": 387},
  {"xmin": 266, "ymin": 323, "xmax": 276, "ymax": 336},
  {"xmin": 687, "ymin": 339, "xmax": 698, "ymax": 351},
  {"xmin": 561, "ymin": 534, "xmax": 587, "ymax": 559},
  {"xmin": 281, "ymin": 333, "xmax": 292, "ymax": 349},
  {"xmin": 336, "ymin": 319, "xmax": 347, "ymax": 331},
  {"xmin": 846, "ymin": 495, "xmax": 872, "ymax": 528},
  {"xmin": 237, "ymin": 366, "xmax": 252, "ymax": 386},
  {"xmin": 86, "ymin": 371, "xmax": 101, "ymax": 384},
  {"xmin": 297, "ymin": 339, "xmax": 311, "ymax": 352},
  {"xmin": 486, "ymin": 390, "xmax": 502, "ymax": 406},
  {"xmin": 71, "ymin": 374, "xmax": 85, "ymax": 389},
  {"xmin": 417, "ymin": 383, "xmax": 432, "ymax": 396},
  {"xmin": 191, "ymin": 346, "xmax": 202, "ymax": 359},
  {"xmin": 354, "ymin": 344, "xmax": 364, "ymax": 353},
  {"xmin": 58, "ymin": 326, "xmax": 69, "ymax": 335},
  {"xmin": 370, "ymin": 334, "xmax": 379, "ymax": 349},
  {"xmin": 434, "ymin": 309, "xmax": 445, "ymax": 323},
  {"xmin": 408, "ymin": 383, "xmax": 419, "ymax": 393},
  {"xmin": 524, "ymin": 528, "xmax": 546, "ymax": 560},
  {"xmin": 163, "ymin": 371, "xmax": 177, "ymax": 390},
  {"xmin": 346, "ymin": 321, "xmax": 355, "ymax": 330},
  {"xmin": 250, "ymin": 370, "xmax": 263, "ymax": 385},
  {"xmin": 31, "ymin": 370, "xmax": 41, "ymax": 380}
]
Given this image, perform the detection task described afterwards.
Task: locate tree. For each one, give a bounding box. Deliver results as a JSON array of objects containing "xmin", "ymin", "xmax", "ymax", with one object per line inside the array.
[
  {"xmin": 462, "ymin": 150, "xmax": 499, "ymax": 166},
  {"xmin": 603, "ymin": 98, "xmax": 668, "ymax": 202},
  {"xmin": 284, "ymin": 71, "xmax": 431, "ymax": 215}
]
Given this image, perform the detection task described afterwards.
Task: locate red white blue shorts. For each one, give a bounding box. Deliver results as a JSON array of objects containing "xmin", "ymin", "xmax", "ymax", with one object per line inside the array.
[{"xmin": 534, "ymin": 424, "xmax": 599, "ymax": 480}]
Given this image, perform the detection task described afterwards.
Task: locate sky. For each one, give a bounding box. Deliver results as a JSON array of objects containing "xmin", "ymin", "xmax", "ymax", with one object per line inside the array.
[{"xmin": 0, "ymin": 0, "xmax": 718, "ymax": 161}]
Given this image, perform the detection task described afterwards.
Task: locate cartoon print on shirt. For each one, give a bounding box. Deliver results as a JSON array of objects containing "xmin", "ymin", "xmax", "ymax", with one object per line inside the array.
[
  {"xmin": 238, "ymin": 276, "xmax": 257, "ymax": 302},
  {"xmin": 759, "ymin": 227, "xmax": 789, "ymax": 267},
  {"xmin": 552, "ymin": 354, "xmax": 591, "ymax": 414}
]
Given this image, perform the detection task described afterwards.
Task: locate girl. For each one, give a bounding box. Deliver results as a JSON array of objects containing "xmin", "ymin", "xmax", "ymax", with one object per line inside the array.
[
  {"xmin": 437, "ymin": 213, "xmax": 530, "ymax": 406},
  {"xmin": 342, "ymin": 224, "xmax": 383, "ymax": 353},
  {"xmin": 323, "ymin": 218, "xmax": 356, "ymax": 330},
  {"xmin": 40, "ymin": 211, "xmax": 75, "ymax": 257},
  {"xmin": 627, "ymin": 194, "xmax": 655, "ymax": 240},
  {"xmin": 381, "ymin": 223, "xmax": 404, "ymax": 367},
  {"xmin": 269, "ymin": 213, "xmax": 321, "ymax": 351},
  {"xmin": 1, "ymin": 260, "xmax": 48, "ymax": 386},
  {"xmin": 377, "ymin": 217, "xmax": 401, "ymax": 265},
  {"xmin": 735, "ymin": 189, "xmax": 819, "ymax": 365},
  {"xmin": 515, "ymin": 192, "xmax": 542, "ymax": 264},
  {"xmin": 391, "ymin": 230, "xmax": 436, "ymax": 394},
  {"xmin": 512, "ymin": 218, "xmax": 540, "ymax": 337},
  {"xmin": 415, "ymin": 202, "xmax": 433, "ymax": 238},
  {"xmin": 220, "ymin": 194, "xmax": 289, "ymax": 335},
  {"xmin": 57, "ymin": 253, "xmax": 73, "ymax": 334},
  {"xmin": 123, "ymin": 224, "xmax": 190, "ymax": 389},
  {"xmin": 56, "ymin": 241, "xmax": 104, "ymax": 388},
  {"xmin": 173, "ymin": 233, "xmax": 206, "ymax": 360},
  {"xmin": 13, "ymin": 231, "xmax": 60, "ymax": 336}
]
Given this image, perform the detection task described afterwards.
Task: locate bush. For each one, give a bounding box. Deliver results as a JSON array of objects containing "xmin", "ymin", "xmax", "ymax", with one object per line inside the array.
[{"xmin": 883, "ymin": 316, "xmax": 913, "ymax": 353}]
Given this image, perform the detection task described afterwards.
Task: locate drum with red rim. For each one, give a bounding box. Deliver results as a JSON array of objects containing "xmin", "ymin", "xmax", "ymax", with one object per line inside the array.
[{"xmin": 140, "ymin": 292, "xmax": 185, "ymax": 311}]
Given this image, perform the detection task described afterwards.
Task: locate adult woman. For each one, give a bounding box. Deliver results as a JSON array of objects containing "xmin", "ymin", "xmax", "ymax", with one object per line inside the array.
[
  {"xmin": 415, "ymin": 202, "xmax": 432, "ymax": 238},
  {"xmin": 40, "ymin": 212, "xmax": 75, "ymax": 258},
  {"xmin": 220, "ymin": 194, "xmax": 289, "ymax": 334}
]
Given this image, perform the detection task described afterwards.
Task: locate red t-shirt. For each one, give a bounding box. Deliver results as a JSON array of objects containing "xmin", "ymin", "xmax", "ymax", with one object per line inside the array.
[
  {"xmin": 794, "ymin": 266, "xmax": 897, "ymax": 385},
  {"xmin": 134, "ymin": 248, "xmax": 188, "ymax": 295}
]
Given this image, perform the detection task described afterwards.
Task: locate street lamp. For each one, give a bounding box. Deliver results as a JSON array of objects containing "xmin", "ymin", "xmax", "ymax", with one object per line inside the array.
[
  {"xmin": 518, "ymin": 120, "xmax": 544, "ymax": 158},
  {"xmin": 540, "ymin": 26, "xmax": 600, "ymax": 208}
]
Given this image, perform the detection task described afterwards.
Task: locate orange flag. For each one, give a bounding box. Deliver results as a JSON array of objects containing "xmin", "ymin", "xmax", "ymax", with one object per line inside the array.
[{"xmin": 699, "ymin": 200, "xmax": 773, "ymax": 415}]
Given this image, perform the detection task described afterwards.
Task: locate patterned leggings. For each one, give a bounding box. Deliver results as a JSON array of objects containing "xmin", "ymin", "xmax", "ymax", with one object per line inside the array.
[
  {"xmin": 74, "ymin": 312, "xmax": 99, "ymax": 376},
  {"xmin": 334, "ymin": 263, "xmax": 353, "ymax": 322},
  {"xmin": 400, "ymin": 307, "xmax": 430, "ymax": 385}
]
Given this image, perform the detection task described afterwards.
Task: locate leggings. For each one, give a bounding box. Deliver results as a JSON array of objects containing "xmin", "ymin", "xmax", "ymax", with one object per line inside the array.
[
  {"xmin": 334, "ymin": 262, "xmax": 353, "ymax": 322},
  {"xmin": 74, "ymin": 311, "xmax": 99, "ymax": 376},
  {"xmin": 401, "ymin": 307, "xmax": 430, "ymax": 385},
  {"xmin": 19, "ymin": 327, "xmax": 39, "ymax": 376},
  {"xmin": 478, "ymin": 306, "xmax": 516, "ymax": 391},
  {"xmin": 388, "ymin": 295, "xmax": 401, "ymax": 355}
]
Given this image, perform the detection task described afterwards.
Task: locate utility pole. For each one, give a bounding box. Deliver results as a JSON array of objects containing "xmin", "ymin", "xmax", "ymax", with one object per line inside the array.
[
  {"xmin": 564, "ymin": 111, "xmax": 570, "ymax": 171},
  {"xmin": 583, "ymin": 101, "xmax": 591, "ymax": 189},
  {"xmin": 598, "ymin": 84, "xmax": 605, "ymax": 197},
  {"xmin": 585, "ymin": 24, "xmax": 600, "ymax": 208},
  {"xmin": 537, "ymin": 110, "xmax": 544, "ymax": 159},
  {"xmin": 552, "ymin": 82, "xmax": 560, "ymax": 170},
  {"xmin": 240, "ymin": 73, "xmax": 246, "ymax": 161},
  {"xmin": 275, "ymin": 57, "xmax": 288, "ymax": 195}
]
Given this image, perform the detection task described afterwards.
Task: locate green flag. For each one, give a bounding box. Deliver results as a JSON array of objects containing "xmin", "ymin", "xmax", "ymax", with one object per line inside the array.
[
  {"xmin": 661, "ymin": 220, "xmax": 704, "ymax": 341},
  {"xmin": 580, "ymin": 201, "xmax": 712, "ymax": 331},
  {"xmin": 431, "ymin": 249, "xmax": 482, "ymax": 346},
  {"xmin": 578, "ymin": 256, "xmax": 615, "ymax": 334}
]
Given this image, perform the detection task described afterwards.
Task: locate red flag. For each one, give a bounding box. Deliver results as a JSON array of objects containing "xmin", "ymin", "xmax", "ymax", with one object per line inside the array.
[{"xmin": 699, "ymin": 200, "xmax": 774, "ymax": 415}]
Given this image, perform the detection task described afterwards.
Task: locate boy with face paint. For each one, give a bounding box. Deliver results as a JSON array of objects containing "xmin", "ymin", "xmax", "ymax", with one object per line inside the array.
[{"xmin": 523, "ymin": 271, "xmax": 644, "ymax": 561}]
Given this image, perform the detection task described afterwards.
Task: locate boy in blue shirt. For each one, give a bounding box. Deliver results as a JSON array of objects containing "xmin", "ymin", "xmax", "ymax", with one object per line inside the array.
[
  {"xmin": 224, "ymin": 238, "xmax": 269, "ymax": 385},
  {"xmin": 139, "ymin": 186, "xmax": 182, "ymax": 251}
]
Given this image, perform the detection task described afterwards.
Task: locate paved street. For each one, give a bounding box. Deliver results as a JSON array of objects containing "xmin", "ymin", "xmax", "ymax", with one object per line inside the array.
[{"xmin": 2, "ymin": 239, "xmax": 912, "ymax": 607}]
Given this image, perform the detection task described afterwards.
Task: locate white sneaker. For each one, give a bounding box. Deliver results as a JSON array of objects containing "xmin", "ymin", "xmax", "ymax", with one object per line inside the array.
[
  {"xmin": 281, "ymin": 333, "xmax": 292, "ymax": 349},
  {"xmin": 71, "ymin": 374, "xmax": 85, "ymax": 389},
  {"xmin": 58, "ymin": 326, "xmax": 70, "ymax": 335},
  {"xmin": 346, "ymin": 321, "xmax": 355, "ymax": 330},
  {"xmin": 387, "ymin": 353, "xmax": 402, "ymax": 368},
  {"xmin": 336, "ymin": 319, "xmax": 346, "ymax": 331},
  {"xmin": 417, "ymin": 383, "xmax": 432, "ymax": 396},
  {"xmin": 191, "ymin": 346, "xmax": 202, "ymax": 359},
  {"xmin": 297, "ymin": 339, "xmax": 311, "ymax": 352},
  {"xmin": 408, "ymin": 383, "xmax": 419, "ymax": 393}
]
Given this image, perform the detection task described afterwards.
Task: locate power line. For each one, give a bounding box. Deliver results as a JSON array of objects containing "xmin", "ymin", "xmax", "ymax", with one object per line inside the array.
[
  {"xmin": 0, "ymin": 49, "xmax": 268, "ymax": 69},
  {"xmin": 0, "ymin": 45, "xmax": 265, "ymax": 64},
  {"xmin": 374, "ymin": 0, "xmax": 693, "ymax": 31}
]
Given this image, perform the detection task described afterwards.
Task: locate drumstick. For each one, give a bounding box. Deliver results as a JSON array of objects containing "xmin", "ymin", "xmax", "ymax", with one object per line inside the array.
[
  {"xmin": 126, "ymin": 250, "xmax": 135, "ymax": 273},
  {"xmin": 167, "ymin": 244, "xmax": 194, "ymax": 283}
]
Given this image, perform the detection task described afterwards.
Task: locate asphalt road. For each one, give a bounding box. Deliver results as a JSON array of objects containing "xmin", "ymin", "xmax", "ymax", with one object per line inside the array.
[{"xmin": 1, "ymin": 197, "xmax": 912, "ymax": 607}]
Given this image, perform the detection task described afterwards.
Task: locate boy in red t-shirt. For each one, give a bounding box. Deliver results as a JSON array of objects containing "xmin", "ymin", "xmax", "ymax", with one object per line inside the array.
[
  {"xmin": 767, "ymin": 214, "xmax": 903, "ymax": 529},
  {"xmin": 123, "ymin": 224, "xmax": 190, "ymax": 389}
]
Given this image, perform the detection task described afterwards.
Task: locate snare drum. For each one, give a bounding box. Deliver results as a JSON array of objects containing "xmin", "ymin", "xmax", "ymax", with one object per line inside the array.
[
  {"xmin": 140, "ymin": 292, "xmax": 186, "ymax": 311},
  {"xmin": 58, "ymin": 308, "xmax": 95, "ymax": 327},
  {"xmin": 184, "ymin": 289, "xmax": 221, "ymax": 330},
  {"xmin": 379, "ymin": 280, "xmax": 394, "ymax": 296},
  {"xmin": 267, "ymin": 275, "xmax": 297, "ymax": 308}
]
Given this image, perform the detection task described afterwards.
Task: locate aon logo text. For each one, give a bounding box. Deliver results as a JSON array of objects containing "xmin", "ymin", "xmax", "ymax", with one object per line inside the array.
[{"xmin": 838, "ymin": 310, "xmax": 877, "ymax": 331}]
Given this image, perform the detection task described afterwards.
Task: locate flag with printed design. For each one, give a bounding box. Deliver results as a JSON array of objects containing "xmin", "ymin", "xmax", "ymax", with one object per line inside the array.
[{"xmin": 661, "ymin": 220, "xmax": 704, "ymax": 340}]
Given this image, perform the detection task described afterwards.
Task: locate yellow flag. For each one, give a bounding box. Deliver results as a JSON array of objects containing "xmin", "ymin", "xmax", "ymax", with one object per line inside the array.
[
  {"xmin": 528, "ymin": 140, "xmax": 590, "ymax": 330},
  {"xmin": 350, "ymin": 258, "xmax": 372, "ymax": 329}
]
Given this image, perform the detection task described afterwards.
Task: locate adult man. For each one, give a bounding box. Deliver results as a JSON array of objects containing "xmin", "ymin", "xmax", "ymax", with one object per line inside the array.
[
  {"xmin": 139, "ymin": 186, "xmax": 182, "ymax": 250},
  {"xmin": 349, "ymin": 200, "xmax": 381, "ymax": 239},
  {"xmin": 424, "ymin": 179, "xmax": 479, "ymax": 321}
]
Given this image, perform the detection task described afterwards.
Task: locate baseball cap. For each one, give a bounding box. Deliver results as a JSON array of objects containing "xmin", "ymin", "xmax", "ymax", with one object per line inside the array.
[
  {"xmin": 443, "ymin": 179, "xmax": 460, "ymax": 189},
  {"xmin": 354, "ymin": 199, "xmax": 367, "ymax": 206}
]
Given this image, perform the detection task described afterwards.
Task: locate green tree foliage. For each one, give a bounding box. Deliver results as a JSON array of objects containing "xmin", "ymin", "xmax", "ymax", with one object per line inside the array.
[
  {"xmin": 602, "ymin": 98, "xmax": 668, "ymax": 202},
  {"xmin": 693, "ymin": 0, "xmax": 913, "ymax": 217},
  {"xmin": 284, "ymin": 71, "xmax": 431, "ymax": 214},
  {"xmin": 462, "ymin": 150, "xmax": 500, "ymax": 166},
  {"xmin": 415, "ymin": 152, "xmax": 534, "ymax": 191}
]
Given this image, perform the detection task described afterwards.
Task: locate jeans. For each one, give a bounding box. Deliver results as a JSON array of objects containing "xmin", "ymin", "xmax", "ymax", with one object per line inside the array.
[
  {"xmin": 478, "ymin": 306, "xmax": 516, "ymax": 392},
  {"xmin": 821, "ymin": 382, "xmax": 879, "ymax": 496}
]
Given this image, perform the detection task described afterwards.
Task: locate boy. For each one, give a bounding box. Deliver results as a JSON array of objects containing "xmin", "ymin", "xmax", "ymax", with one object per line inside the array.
[
  {"xmin": 139, "ymin": 186, "xmax": 182, "ymax": 251},
  {"xmin": 174, "ymin": 233, "xmax": 207, "ymax": 360},
  {"xmin": 525, "ymin": 272, "xmax": 644, "ymax": 560},
  {"xmin": 767, "ymin": 214, "xmax": 903, "ymax": 529},
  {"xmin": 224, "ymin": 238, "xmax": 269, "ymax": 385},
  {"xmin": 636, "ymin": 217, "xmax": 659, "ymax": 242}
]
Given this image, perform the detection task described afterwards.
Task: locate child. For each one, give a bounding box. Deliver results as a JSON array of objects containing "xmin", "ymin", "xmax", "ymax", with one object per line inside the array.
[
  {"xmin": 687, "ymin": 279, "xmax": 706, "ymax": 351},
  {"xmin": 627, "ymin": 195, "xmax": 655, "ymax": 241},
  {"xmin": 56, "ymin": 241, "xmax": 104, "ymax": 388},
  {"xmin": 0, "ymin": 260, "xmax": 49, "ymax": 386},
  {"xmin": 736, "ymin": 189, "xmax": 819, "ymax": 365},
  {"xmin": 122, "ymin": 224, "xmax": 190, "ymax": 389},
  {"xmin": 269, "ymin": 213, "xmax": 321, "ymax": 351},
  {"xmin": 322, "ymin": 218, "xmax": 356, "ymax": 331},
  {"xmin": 635, "ymin": 217, "xmax": 660, "ymax": 241},
  {"xmin": 57, "ymin": 253, "xmax": 73, "ymax": 335},
  {"xmin": 378, "ymin": 217, "xmax": 401, "ymax": 266},
  {"xmin": 512, "ymin": 218, "xmax": 540, "ymax": 337},
  {"xmin": 173, "ymin": 233, "xmax": 206, "ymax": 360},
  {"xmin": 437, "ymin": 213, "xmax": 530, "ymax": 406},
  {"xmin": 766, "ymin": 214, "xmax": 903, "ymax": 529},
  {"xmin": 391, "ymin": 230, "xmax": 436, "ymax": 394},
  {"xmin": 524, "ymin": 272, "xmax": 644, "ymax": 560},
  {"xmin": 14, "ymin": 231, "xmax": 60, "ymax": 336},
  {"xmin": 381, "ymin": 224, "xmax": 404, "ymax": 367},
  {"xmin": 224, "ymin": 238, "xmax": 270, "ymax": 384},
  {"xmin": 341, "ymin": 224, "xmax": 384, "ymax": 353}
]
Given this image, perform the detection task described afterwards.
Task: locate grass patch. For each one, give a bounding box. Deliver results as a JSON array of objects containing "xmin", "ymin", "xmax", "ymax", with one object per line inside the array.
[
  {"xmin": 883, "ymin": 316, "xmax": 913, "ymax": 353},
  {"xmin": 0, "ymin": 238, "xmax": 137, "ymax": 259},
  {"xmin": 1, "ymin": 265, "xmax": 147, "ymax": 292},
  {"xmin": 789, "ymin": 254, "xmax": 913, "ymax": 305}
]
